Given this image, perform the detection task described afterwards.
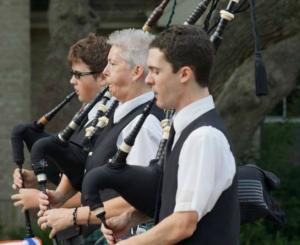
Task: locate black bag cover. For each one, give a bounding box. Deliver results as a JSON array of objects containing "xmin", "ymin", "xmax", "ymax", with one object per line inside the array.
[{"xmin": 238, "ymin": 164, "xmax": 286, "ymax": 225}]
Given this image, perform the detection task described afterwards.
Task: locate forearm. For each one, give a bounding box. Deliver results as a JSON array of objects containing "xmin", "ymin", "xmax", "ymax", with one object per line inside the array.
[
  {"xmin": 121, "ymin": 211, "xmax": 198, "ymax": 245},
  {"xmin": 55, "ymin": 174, "xmax": 77, "ymax": 203},
  {"xmin": 62, "ymin": 192, "xmax": 81, "ymax": 208},
  {"xmin": 76, "ymin": 197, "xmax": 147, "ymax": 226},
  {"xmin": 124, "ymin": 207, "xmax": 151, "ymax": 228},
  {"xmin": 76, "ymin": 206, "xmax": 99, "ymax": 225},
  {"xmin": 104, "ymin": 197, "xmax": 134, "ymax": 219}
]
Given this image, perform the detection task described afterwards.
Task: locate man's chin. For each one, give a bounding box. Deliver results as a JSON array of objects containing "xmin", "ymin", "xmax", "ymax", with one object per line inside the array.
[
  {"xmin": 108, "ymin": 85, "xmax": 114, "ymax": 94},
  {"xmin": 155, "ymin": 99, "xmax": 166, "ymax": 110},
  {"xmin": 156, "ymin": 99, "xmax": 174, "ymax": 111},
  {"xmin": 76, "ymin": 95, "xmax": 82, "ymax": 102},
  {"xmin": 78, "ymin": 96, "xmax": 88, "ymax": 104}
]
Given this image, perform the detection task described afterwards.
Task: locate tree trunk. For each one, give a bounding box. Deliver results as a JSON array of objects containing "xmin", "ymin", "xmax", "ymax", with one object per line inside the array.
[
  {"xmin": 37, "ymin": 0, "xmax": 300, "ymax": 158},
  {"xmin": 34, "ymin": 0, "xmax": 100, "ymax": 133},
  {"xmin": 211, "ymin": 0, "xmax": 300, "ymax": 159}
]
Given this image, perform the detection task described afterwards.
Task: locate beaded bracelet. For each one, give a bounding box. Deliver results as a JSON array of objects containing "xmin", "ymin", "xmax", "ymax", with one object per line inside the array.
[{"xmin": 73, "ymin": 207, "xmax": 78, "ymax": 226}]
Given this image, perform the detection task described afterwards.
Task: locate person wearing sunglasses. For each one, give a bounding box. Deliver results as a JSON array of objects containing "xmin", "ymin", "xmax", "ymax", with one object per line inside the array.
[{"xmin": 11, "ymin": 33, "xmax": 110, "ymax": 218}]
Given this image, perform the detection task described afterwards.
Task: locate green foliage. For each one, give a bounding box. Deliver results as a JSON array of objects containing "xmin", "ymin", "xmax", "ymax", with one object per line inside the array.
[
  {"xmin": 0, "ymin": 225, "xmax": 51, "ymax": 245},
  {"xmin": 240, "ymin": 123, "xmax": 300, "ymax": 244},
  {"xmin": 6, "ymin": 226, "xmax": 26, "ymax": 240}
]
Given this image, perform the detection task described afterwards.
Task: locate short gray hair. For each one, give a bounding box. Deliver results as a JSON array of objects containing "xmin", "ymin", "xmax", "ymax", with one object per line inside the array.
[{"xmin": 107, "ymin": 29, "xmax": 155, "ymax": 71}]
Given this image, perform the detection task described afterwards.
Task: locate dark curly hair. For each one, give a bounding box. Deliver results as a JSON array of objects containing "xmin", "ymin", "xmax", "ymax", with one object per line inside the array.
[
  {"xmin": 68, "ymin": 33, "xmax": 111, "ymax": 74},
  {"xmin": 150, "ymin": 25, "xmax": 214, "ymax": 87}
]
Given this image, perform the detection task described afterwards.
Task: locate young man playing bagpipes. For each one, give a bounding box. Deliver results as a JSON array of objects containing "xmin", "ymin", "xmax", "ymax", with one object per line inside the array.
[
  {"xmin": 101, "ymin": 25, "xmax": 240, "ymax": 245},
  {"xmin": 11, "ymin": 33, "xmax": 110, "ymax": 224}
]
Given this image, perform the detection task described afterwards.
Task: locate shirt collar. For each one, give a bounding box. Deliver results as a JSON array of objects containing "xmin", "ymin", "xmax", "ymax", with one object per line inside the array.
[
  {"xmin": 114, "ymin": 91, "xmax": 154, "ymax": 123},
  {"xmin": 173, "ymin": 95, "xmax": 215, "ymax": 135}
]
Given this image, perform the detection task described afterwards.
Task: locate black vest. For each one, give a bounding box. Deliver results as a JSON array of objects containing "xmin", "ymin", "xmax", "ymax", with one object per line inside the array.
[
  {"xmin": 69, "ymin": 117, "xmax": 89, "ymax": 147},
  {"xmin": 83, "ymin": 101, "xmax": 164, "ymax": 200},
  {"xmin": 159, "ymin": 109, "xmax": 240, "ymax": 245}
]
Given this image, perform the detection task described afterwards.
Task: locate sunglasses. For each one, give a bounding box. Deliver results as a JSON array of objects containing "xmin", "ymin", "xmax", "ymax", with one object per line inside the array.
[{"xmin": 70, "ymin": 70, "xmax": 98, "ymax": 80}]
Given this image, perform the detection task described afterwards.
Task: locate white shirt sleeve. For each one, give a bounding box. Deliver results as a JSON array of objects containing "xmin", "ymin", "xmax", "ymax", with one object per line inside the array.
[
  {"xmin": 117, "ymin": 114, "xmax": 162, "ymax": 167},
  {"xmin": 174, "ymin": 126, "xmax": 236, "ymax": 221}
]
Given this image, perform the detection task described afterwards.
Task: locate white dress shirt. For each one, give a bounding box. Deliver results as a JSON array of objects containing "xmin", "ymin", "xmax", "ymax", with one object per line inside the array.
[
  {"xmin": 172, "ymin": 95, "xmax": 236, "ymax": 221},
  {"xmin": 86, "ymin": 98, "xmax": 115, "ymax": 126},
  {"xmin": 86, "ymin": 102, "xmax": 100, "ymax": 125},
  {"xmin": 113, "ymin": 92, "xmax": 162, "ymax": 167}
]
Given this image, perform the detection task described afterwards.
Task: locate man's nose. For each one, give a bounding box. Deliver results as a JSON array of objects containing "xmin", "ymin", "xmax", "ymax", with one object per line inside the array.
[
  {"xmin": 70, "ymin": 76, "xmax": 77, "ymax": 85},
  {"xmin": 103, "ymin": 64, "xmax": 110, "ymax": 76},
  {"xmin": 145, "ymin": 73, "xmax": 154, "ymax": 85}
]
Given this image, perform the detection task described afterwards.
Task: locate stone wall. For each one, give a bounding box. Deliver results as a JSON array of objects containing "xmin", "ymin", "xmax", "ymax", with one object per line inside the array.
[{"xmin": 0, "ymin": 0, "xmax": 30, "ymax": 233}]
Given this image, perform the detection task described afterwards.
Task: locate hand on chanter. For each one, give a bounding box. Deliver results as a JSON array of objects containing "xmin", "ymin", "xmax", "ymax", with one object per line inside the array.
[
  {"xmin": 12, "ymin": 168, "xmax": 37, "ymax": 189},
  {"xmin": 11, "ymin": 188, "xmax": 40, "ymax": 211},
  {"xmin": 38, "ymin": 189, "xmax": 66, "ymax": 214},
  {"xmin": 101, "ymin": 211, "xmax": 134, "ymax": 245},
  {"xmin": 38, "ymin": 207, "xmax": 74, "ymax": 238}
]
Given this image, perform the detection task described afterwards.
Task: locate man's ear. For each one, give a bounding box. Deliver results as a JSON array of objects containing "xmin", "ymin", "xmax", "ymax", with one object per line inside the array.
[
  {"xmin": 132, "ymin": 65, "xmax": 145, "ymax": 82},
  {"xmin": 179, "ymin": 66, "xmax": 194, "ymax": 84}
]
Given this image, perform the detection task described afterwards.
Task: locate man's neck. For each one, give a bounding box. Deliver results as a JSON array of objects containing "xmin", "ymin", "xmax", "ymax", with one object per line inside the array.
[
  {"xmin": 175, "ymin": 85, "xmax": 209, "ymax": 112},
  {"xmin": 120, "ymin": 83, "xmax": 151, "ymax": 103}
]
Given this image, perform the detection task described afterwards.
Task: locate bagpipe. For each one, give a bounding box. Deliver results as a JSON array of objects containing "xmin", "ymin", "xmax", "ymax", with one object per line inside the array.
[
  {"xmin": 82, "ymin": 98, "xmax": 157, "ymax": 224},
  {"xmin": 11, "ymin": 91, "xmax": 76, "ymax": 179},
  {"xmin": 29, "ymin": 0, "xmax": 174, "ymax": 195},
  {"xmin": 30, "ymin": 87, "xmax": 116, "ymax": 191},
  {"xmin": 28, "ymin": 87, "xmax": 117, "ymax": 244},
  {"xmin": 31, "ymin": 157, "xmax": 60, "ymax": 245},
  {"xmin": 57, "ymin": 87, "xmax": 110, "ymax": 143},
  {"xmin": 10, "ymin": 2, "xmax": 167, "ymax": 243},
  {"xmin": 10, "ymin": 85, "xmax": 114, "ymax": 243},
  {"xmin": 82, "ymin": 97, "xmax": 119, "ymax": 153},
  {"xmin": 10, "ymin": 91, "xmax": 76, "ymax": 238},
  {"xmin": 81, "ymin": 0, "xmax": 285, "ymax": 227}
]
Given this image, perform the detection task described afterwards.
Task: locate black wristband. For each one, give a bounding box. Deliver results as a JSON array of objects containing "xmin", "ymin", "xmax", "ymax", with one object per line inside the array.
[
  {"xmin": 73, "ymin": 207, "xmax": 78, "ymax": 226},
  {"xmin": 87, "ymin": 209, "xmax": 91, "ymax": 226}
]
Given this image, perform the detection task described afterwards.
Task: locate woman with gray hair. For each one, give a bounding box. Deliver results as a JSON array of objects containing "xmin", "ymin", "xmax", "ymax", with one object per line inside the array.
[{"xmin": 37, "ymin": 29, "xmax": 163, "ymax": 244}]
